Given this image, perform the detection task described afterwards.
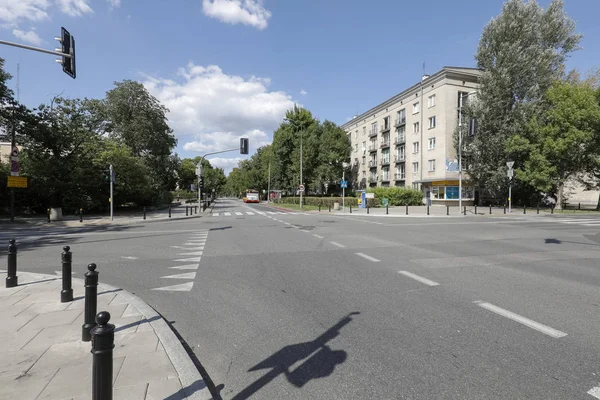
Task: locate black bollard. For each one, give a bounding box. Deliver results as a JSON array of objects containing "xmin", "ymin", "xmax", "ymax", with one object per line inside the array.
[
  {"xmin": 80, "ymin": 208, "xmax": 83, "ymax": 223},
  {"xmin": 427, "ymin": 205, "xmax": 430, "ymax": 215},
  {"xmin": 524, "ymin": 206, "xmax": 526, "ymax": 214},
  {"xmin": 579, "ymin": 202, "xmax": 581, "ymax": 210},
  {"xmin": 386, "ymin": 204, "xmax": 389, "ymax": 215},
  {"xmin": 504, "ymin": 205, "xmax": 506, "ymax": 214},
  {"xmin": 186, "ymin": 206, "xmax": 188, "ymax": 216},
  {"xmin": 169, "ymin": 205, "xmax": 171, "ymax": 218},
  {"xmin": 61, "ymin": 246, "xmax": 73, "ymax": 303},
  {"xmin": 143, "ymin": 207, "xmax": 147, "ymax": 220},
  {"xmin": 47, "ymin": 208, "xmax": 51, "ymax": 223},
  {"xmin": 318, "ymin": 204, "xmax": 321, "ymax": 212},
  {"xmin": 328, "ymin": 204, "xmax": 331, "ymax": 212},
  {"xmin": 551, "ymin": 206, "xmax": 554, "ymax": 214},
  {"xmin": 367, "ymin": 205, "xmax": 369, "ymax": 214},
  {"xmin": 489, "ymin": 205, "xmax": 492, "ymax": 215},
  {"xmin": 350, "ymin": 205, "xmax": 352, "ymax": 213},
  {"xmin": 537, "ymin": 205, "xmax": 540, "ymax": 214},
  {"xmin": 91, "ymin": 311, "xmax": 115, "ymax": 400},
  {"xmin": 463, "ymin": 206, "xmax": 466, "ymax": 216},
  {"xmin": 82, "ymin": 263, "xmax": 99, "ymax": 342},
  {"xmin": 474, "ymin": 205, "xmax": 477, "ymax": 215},
  {"xmin": 446, "ymin": 205, "xmax": 449, "ymax": 216},
  {"xmin": 6, "ymin": 239, "xmax": 17, "ymax": 288},
  {"xmin": 406, "ymin": 205, "xmax": 408, "ymax": 215},
  {"xmin": 195, "ymin": 205, "xmax": 198, "ymax": 214}
]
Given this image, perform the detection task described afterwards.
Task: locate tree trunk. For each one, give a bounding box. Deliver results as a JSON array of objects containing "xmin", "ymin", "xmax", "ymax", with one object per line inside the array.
[{"xmin": 555, "ymin": 183, "xmax": 564, "ymax": 210}]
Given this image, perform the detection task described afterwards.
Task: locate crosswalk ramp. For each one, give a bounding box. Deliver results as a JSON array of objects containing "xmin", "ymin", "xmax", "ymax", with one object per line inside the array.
[{"xmin": 211, "ymin": 211, "xmax": 310, "ymax": 217}]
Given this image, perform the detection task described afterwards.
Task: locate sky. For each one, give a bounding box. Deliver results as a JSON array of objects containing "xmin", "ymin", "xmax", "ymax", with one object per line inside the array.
[{"xmin": 1, "ymin": 0, "xmax": 599, "ymax": 174}]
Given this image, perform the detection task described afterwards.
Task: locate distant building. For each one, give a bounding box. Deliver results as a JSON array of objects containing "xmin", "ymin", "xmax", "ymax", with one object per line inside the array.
[{"xmin": 341, "ymin": 66, "xmax": 481, "ymax": 205}]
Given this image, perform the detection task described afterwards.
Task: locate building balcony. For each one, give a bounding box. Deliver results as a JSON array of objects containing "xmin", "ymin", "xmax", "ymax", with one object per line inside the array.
[
  {"xmin": 369, "ymin": 160, "xmax": 377, "ymax": 168},
  {"xmin": 394, "ymin": 155, "xmax": 405, "ymax": 163},
  {"xmin": 380, "ymin": 124, "xmax": 391, "ymax": 133},
  {"xmin": 380, "ymin": 141, "xmax": 390, "ymax": 149},
  {"xmin": 369, "ymin": 130, "xmax": 378, "ymax": 138},
  {"xmin": 369, "ymin": 145, "xmax": 378, "ymax": 152},
  {"xmin": 395, "ymin": 117, "xmax": 406, "ymax": 127},
  {"xmin": 394, "ymin": 136, "xmax": 406, "ymax": 145},
  {"xmin": 380, "ymin": 159, "xmax": 390, "ymax": 167},
  {"xmin": 395, "ymin": 173, "xmax": 406, "ymax": 180}
]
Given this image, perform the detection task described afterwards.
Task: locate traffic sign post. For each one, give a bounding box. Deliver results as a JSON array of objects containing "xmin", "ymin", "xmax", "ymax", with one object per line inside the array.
[
  {"xmin": 299, "ymin": 184, "xmax": 305, "ymax": 192},
  {"xmin": 507, "ymin": 161, "xmax": 514, "ymax": 213}
]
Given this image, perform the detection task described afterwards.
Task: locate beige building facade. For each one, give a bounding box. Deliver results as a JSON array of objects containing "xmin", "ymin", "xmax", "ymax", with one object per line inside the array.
[{"xmin": 342, "ymin": 66, "xmax": 481, "ymax": 205}]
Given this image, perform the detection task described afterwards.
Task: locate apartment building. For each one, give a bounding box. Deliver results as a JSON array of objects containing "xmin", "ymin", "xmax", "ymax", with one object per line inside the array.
[{"xmin": 342, "ymin": 66, "xmax": 481, "ymax": 205}]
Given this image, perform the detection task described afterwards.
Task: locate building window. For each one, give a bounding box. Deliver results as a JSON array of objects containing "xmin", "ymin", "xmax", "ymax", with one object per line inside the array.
[
  {"xmin": 355, "ymin": 130, "xmax": 358, "ymax": 139},
  {"xmin": 382, "ymin": 168, "xmax": 389, "ymax": 181},
  {"xmin": 397, "ymin": 145, "xmax": 405, "ymax": 161},
  {"xmin": 428, "ymin": 159, "xmax": 436, "ymax": 172},
  {"xmin": 382, "ymin": 149, "xmax": 390, "ymax": 164},
  {"xmin": 431, "ymin": 186, "xmax": 445, "ymax": 199},
  {"xmin": 428, "ymin": 137, "xmax": 436, "ymax": 150},
  {"xmin": 363, "ymin": 126, "xmax": 366, "ymax": 136},
  {"xmin": 362, "ymin": 141, "xmax": 366, "ymax": 152},
  {"xmin": 413, "ymin": 122, "xmax": 419, "ymax": 134},
  {"xmin": 354, "ymin": 143, "xmax": 358, "ymax": 152},
  {"xmin": 383, "ymin": 116, "xmax": 390, "ymax": 129},
  {"xmin": 413, "ymin": 102, "xmax": 420, "ymax": 114},
  {"xmin": 362, "ymin": 156, "xmax": 366, "ymax": 165},
  {"xmin": 428, "ymin": 94, "xmax": 436, "ymax": 108},
  {"xmin": 412, "ymin": 142, "xmax": 419, "ymax": 154},
  {"xmin": 354, "ymin": 158, "xmax": 359, "ymax": 166},
  {"xmin": 412, "ymin": 162, "xmax": 419, "ymax": 173},
  {"xmin": 428, "ymin": 116, "xmax": 436, "ymax": 129},
  {"xmin": 396, "ymin": 163, "xmax": 405, "ymax": 179},
  {"xmin": 371, "ymin": 122, "xmax": 377, "ymax": 135}
]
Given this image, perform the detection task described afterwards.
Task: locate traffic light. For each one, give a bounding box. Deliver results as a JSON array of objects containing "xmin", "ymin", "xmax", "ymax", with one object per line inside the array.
[
  {"xmin": 56, "ymin": 27, "xmax": 76, "ymax": 79},
  {"xmin": 468, "ymin": 118, "xmax": 478, "ymax": 136},
  {"xmin": 240, "ymin": 138, "xmax": 249, "ymax": 155}
]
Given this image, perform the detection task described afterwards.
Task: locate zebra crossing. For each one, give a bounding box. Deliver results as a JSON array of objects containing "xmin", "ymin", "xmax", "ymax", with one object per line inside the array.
[
  {"xmin": 536, "ymin": 216, "xmax": 600, "ymax": 227},
  {"xmin": 151, "ymin": 229, "xmax": 209, "ymax": 292},
  {"xmin": 211, "ymin": 210, "xmax": 310, "ymax": 217}
]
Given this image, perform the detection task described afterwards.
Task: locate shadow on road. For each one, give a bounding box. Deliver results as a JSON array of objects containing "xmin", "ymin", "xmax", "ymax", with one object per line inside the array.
[
  {"xmin": 545, "ymin": 237, "xmax": 600, "ymax": 247},
  {"xmin": 230, "ymin": 312, "xmax": 360, "ymax": 400}
]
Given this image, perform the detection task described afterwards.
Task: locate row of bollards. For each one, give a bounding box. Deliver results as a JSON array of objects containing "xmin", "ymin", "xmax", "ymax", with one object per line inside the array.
[{"xmin": 6, "ymin": 241, "xmax": 115, "ymax": 399}]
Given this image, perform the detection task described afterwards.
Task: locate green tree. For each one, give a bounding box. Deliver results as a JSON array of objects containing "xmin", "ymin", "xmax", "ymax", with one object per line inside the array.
[
  {"xmin": 463, "ymin": 0, "xmax": 582, "ymax": 202},
  {"xmin": 314, "ymin": 120, "xmax": 351, "ymax": 192},
  {"xmin": 507, "ymin": 80, "xmax": 600, "ymax": 205}
]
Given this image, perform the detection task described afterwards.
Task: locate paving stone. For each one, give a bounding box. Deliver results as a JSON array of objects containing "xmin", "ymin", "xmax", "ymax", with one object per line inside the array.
[
  {"xmin": 19, "ymin": 309, "xmax": 82, "ymax": 331},
  {"xmin": 18, "ymin": 301, "xmax": 70, "ymax": 317},
  {"xmin": 22, "ymin": 324, "xmax": 80, "ymax": 351},
  {"xmin": 0, "ymin": 367, "xmax": 59, "ymax": 400},
  {"xmin": 0, "ymin": 293, "xmax": 30, "ymax": 306},
  {"xmin": 29, "ymin": 340, "xmax": 90, "ymax": 373},
  {"xmin": 0, "ymin": 302, "xmax": 32, "ymax": 318},
  {"xmin": 0, "ymin": 314, "xmax": 35, "ymax": 334},
  {"xmin": 0, "ymin": 329, "xmax": 41, "ymax": 353},
  {"xmin": 38, "ymin": 357, "xmax": 125, "ymax": 400},
  {"xmin": 147, "ymin": 378, "xmax": 186, "ymax": 400},
  {"xmin": 0, "ymin": 348, "xmax": 46, "ymax": 377},
  {"xmin": 114, "ymin": 330, "xmax": 160, "ymax": 358},
  {"xmin": 115, "ymin": 351, "xmax": 178, "ymax": 388}
]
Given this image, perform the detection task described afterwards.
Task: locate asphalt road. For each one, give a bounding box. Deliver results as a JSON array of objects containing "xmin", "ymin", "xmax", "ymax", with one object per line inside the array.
[{"xmin": 3, "ymin": 199, "xmax": 600, "ymax": 399}]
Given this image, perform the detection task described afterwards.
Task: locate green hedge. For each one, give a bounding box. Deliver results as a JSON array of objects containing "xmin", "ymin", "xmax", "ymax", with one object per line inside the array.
[
  {"xmin": 366, "ymin": 187, "xmax": 423, "ymax": 206},
  {"xmin": 275, "ymin": 196, "xmax": 377, "ymax": 207}
]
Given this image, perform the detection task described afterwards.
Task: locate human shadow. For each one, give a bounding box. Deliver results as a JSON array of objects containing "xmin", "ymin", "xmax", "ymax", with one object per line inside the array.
[
  {"xmin": 231, "ymin": 312, "xmax": 359, "ymax": 400},
  {"xmin": 163, "ymin": 379, "xmax": 208, "ymax": 400}
]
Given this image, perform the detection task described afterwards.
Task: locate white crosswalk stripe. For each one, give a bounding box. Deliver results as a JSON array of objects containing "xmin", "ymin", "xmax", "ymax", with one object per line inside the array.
[
  {"xmin": 235, "ymin": 211, "xmax": 243, "ymax": 216},
  {"xmin": 209, "ymin": 210, "xmax": 311, "ymax": 217},
  {"xmin": 536, "ymin": 217, "xmax": 600, "ymax": 227}
]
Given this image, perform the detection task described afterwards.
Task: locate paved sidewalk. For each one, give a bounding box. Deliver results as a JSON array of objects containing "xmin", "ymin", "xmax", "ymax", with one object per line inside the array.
[
  {"xmin": 0, "ymin": 270, "xmax": 212, "ymax": 400},
  {"xmin": 328, "ymin": 204, "xmax": 552, "ymax": 218}
]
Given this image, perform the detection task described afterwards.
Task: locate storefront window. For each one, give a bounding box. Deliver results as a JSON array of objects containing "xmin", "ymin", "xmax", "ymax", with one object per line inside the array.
[
  {"xmin": 446, "ymin": 186, "xmax": 459, "ymax": 199},
  {"xmin": 431, "ymin": 186, "xmax": 445, "ymax": 199}
]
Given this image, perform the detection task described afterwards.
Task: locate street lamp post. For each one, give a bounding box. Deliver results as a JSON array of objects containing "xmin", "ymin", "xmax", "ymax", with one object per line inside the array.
[{"xmin": 458, "ymin": 91, "xmax": 477, "ymax": 214}]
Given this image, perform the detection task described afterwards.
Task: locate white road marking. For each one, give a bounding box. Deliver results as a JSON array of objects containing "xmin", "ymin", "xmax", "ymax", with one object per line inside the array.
[
  {"xmin": 398, "ymin": 271, "xmax": 440, "ymax": 286},
  {"xmin": 267, "ymin": 211, "xmax": 276, "ymax": 214},
  {"xmin": 170, "ymin": 264, "xmax": 199, "ymax": 270},
  {"xmin": 235, "ymin": 212, "xmax": 243, "ymax": 216},
  {"xmin": 587, "ymin": 387, "xmax": 600, "ymax": 398},
  {"xmin": 161, "ymin": 272, "xmax": 197, "ymax": 279},
  {"xmin": 213, "ymin": 213, "xmax": 219, "ymax": 216},
  {"xmin": 177, "ymin": 251, "xmax": 203, "ymax": 256},
  {"xmin": 330, "ymin": 241, "xmax": 346, "ymax": 248},
  {"xmin": 152, "ymin": 282, "xmax": 194, "ymax": 292},
  {"xmin": 183, "ymin": 243, "xmax": 205, "ymax": 247},
  {"xmin": 246, "ymin": 212, "xmax": 255, "ymax": 215},
  {"xmin": 356, "ymin": 252, "xmax": 381, "ymax": 262},
  {"xmin": 300, "ymin": 229, "xmax": 310, "ymax": 233},
  {"xmin": 174, "ymin": 257, "xmax": 201, "ymax": 262},
  {"xmin": 121, "ymin": 256, "xmax": 138, "ymax": 260},
  {"xmin": 313, "ymin": 234, "xmax": 324, "ymax": 239},
  {"xmin": 283, "ymin": 222, "xmax": 292, "ymax": 225},
  {"xmin": 474, "ymin": 301, "xmax": 567, "ymax": 338},
  {"xmin": 224, "ymin": 212, "xmax": 231, "ymax": 216},
  {"xmin": 170, "ymin": 246, "xmax": 191, "ymax": 249}
]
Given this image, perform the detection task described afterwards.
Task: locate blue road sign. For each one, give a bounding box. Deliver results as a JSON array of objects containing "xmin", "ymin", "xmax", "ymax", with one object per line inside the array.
[{"xmin": 340, "ymin": 180, "xmax": 348, "ymax": 188}]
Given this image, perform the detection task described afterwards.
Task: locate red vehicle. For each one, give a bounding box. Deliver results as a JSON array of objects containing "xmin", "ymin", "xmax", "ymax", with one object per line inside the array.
[{"xmin": 243, "ymin": 189, "xmax": 260, "ymax": 203}]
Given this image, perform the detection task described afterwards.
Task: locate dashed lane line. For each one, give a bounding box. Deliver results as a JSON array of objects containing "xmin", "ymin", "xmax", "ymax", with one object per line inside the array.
[
  {"xmin": 355, "ymin": 252, "xmax": 381, "ymax": 262},
  {"xmin": 313, "ymin": 234, "xmax": 324, "ymax": 239},
  {"xmin": 330, "ymin": 241, "xmax": 346, "ymax": 248},
  {"xmin": 161, "ymin": 272, "xmax": 197, "ymax": 279},
  {"xmin": 398, "ymin": 271, "xmax": 440, "ymax": 286},
  {"xmin": 474, "ymin": 301, "xmax": 567, "ymax": 338}
]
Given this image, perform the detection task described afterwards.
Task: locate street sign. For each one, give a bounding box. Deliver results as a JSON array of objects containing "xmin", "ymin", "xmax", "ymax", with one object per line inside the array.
[
  {"xmin": 7, "ymin": 176, "xmax": 27, "ymax": 188},
  {"xmin": 382, "ymin": 198, "xmax": 389, "ymax": 206},
  {"xmin": 299, "ymin": 184, "xmax": 305, "ymax": 192},
  {"xmin": 507, "ymin": 169, "xmax": 514, "ymax": 178},
  {"xmin": 11, "ymin": 147, "xmax": 19, "ymax": 157},
  {"xmin": 507, "ymin": 161, "xmax": 514, "ymax": 169},
  {"xmin": 340, "ymin": 180, "xmax": 348, "ymax": 189}
]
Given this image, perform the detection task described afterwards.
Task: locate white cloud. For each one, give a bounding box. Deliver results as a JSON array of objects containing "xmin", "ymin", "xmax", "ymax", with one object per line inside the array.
[
  {"xmin": 107, "ymin": 0, "xmax": 120, "ymax": 8},
  {"xmin": 183, "ymin": 129, "xmax": 270, "ymax": 154},
  {"xmin": 0, "ymin": 0, "xmax": 51, "ymax": 25},
  {"xmin": 202, "ymin": 0, "xmax": 271, "ymax": 30},
  {"xmin": 12, "ymin": 28, "xmax": 42, "ymax": 45},
  {"xmin": 300, "ymin": 90, "xmax": 307, "ymax": 96},
  {"xmin": 205, "ymin": 157, "xmax": 244, "ymax": 174},
  {"xmin": 55, "ymin": 0, "xmax": 93, "ymax": 17}
]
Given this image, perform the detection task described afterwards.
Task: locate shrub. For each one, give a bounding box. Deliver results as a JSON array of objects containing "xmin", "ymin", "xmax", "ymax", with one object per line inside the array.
[
  {"xmin": 366, "ymin": 187, "xmax": 423, "ymax": 206},
  {"xmin": 275, "ymin": 196, "xmax": 377, "ymax": 208}
]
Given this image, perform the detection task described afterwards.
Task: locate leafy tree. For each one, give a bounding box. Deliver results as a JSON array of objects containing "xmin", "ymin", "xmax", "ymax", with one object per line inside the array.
[
  {"xmin": 313, "ymin": 120, "xmax": 351, "ymax": 192},
  {"xmin": 508, "ymin": 80, "xmax": 600, "ymax": 205},
  {"xmin": 462, "ymin": 0, "xmax": 582, "ymax": 202}
]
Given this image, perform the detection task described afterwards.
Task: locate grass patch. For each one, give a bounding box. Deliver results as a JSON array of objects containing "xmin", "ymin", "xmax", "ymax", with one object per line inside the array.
[{"xmin": 272, "ymin": 203, "xmax": 322, "ymax": 211}]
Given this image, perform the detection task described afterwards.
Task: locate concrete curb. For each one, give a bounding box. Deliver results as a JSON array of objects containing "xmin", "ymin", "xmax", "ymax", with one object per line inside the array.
[{"xmin": 5, "ymin": 270, "xmax": 212, "ymax": 400}]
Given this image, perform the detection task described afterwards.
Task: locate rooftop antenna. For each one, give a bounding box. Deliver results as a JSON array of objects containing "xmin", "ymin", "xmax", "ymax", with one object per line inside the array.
[{"xmin": 16, "ymin": 61, "xmax": 20, "ymax": 102}]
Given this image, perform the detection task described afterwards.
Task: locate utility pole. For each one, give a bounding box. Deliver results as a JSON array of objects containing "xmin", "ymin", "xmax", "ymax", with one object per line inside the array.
[
  {"xmin": 267, "ymin": 162, "xmax": 271, "ymax": 203},
  {"xmin": 9, "ymin": 105, "xmax": 16, "ymax": 223},
  {"xmin": 300, "ymin": 127, "xmax": 303, "ymax": 209},
  {"xmin": 507, "ymin": 161, "xmax": 514, "ymax": 213},
  {"xmin": 109, "ymin": 164, "xmax": 114, "ymax": 221}
]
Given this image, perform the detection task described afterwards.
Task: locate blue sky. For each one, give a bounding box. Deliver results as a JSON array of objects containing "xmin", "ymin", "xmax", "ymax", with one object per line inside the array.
[{"xmin": 1, "ymin": 0, "xmax": 599, "ymax": 173}]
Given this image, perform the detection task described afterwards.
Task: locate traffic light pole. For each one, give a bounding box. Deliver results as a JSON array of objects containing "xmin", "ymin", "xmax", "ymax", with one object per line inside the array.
[
  {"xmin": 197, "ymin": 148, "xmax": 238, "ymax": 209},
  {"xmin": 0, "ymin": 39, "xmax": 72, "ymax": 58},
  {"xmin": 109, "ymin": 164, "xmax": 114, "ymax": 221}
]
